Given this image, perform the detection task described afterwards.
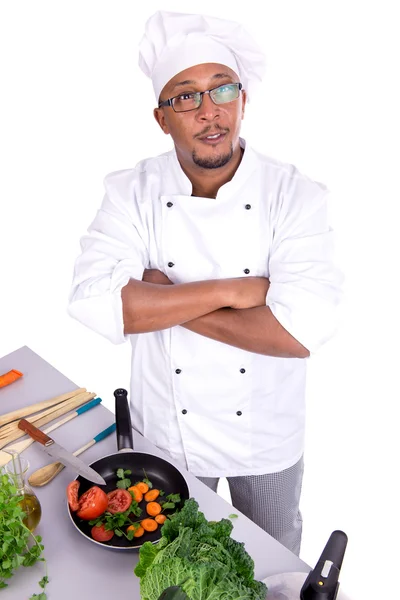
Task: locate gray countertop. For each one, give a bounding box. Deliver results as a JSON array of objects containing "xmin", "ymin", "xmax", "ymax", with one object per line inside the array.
[{"xmin": 0, "ymin": 346, "xmax": 309, "ymax": 599}]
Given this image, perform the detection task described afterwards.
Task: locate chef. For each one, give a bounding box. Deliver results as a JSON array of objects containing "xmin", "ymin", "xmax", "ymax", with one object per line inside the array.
[{"xmin": 68, "ymin": 10, "xmax": 343, "ymax": 556}]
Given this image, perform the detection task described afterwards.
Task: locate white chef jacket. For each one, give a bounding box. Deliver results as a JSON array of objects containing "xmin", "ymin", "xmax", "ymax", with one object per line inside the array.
[{"xmin": 68, "ymin": 138, "xmax": 342, "ymax": 477}]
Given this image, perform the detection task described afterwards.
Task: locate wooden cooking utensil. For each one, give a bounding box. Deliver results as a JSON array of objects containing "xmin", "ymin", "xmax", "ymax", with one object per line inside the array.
[
  {"xmin": 0, "ymin": 387, "xmax": 86, "ymax": 428},
  {"xmin": 0, "ymin": 393, "xmax": 92, "ymax": 439},
  {"xmin": 0, "ymin": 396, "xmax": 102, "ymax": 467},
  {"xmin": 0, "ymin": 392, "xmax": 96, "ymax": 450}
]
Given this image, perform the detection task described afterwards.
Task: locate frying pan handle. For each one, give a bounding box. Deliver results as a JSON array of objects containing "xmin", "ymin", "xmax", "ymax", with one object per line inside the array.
[{"xmin": 114, "ymin": 388, "xmax": 134, "ymax": 451}]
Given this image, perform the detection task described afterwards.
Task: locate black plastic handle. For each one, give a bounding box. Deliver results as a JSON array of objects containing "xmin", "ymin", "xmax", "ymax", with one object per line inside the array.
[
  {"xmin": 300, "ymin": 530, "xmax": 348, "ymax": 600},
  {"xmin": 319, "ymin": 530, "xmax": 348, "ymax": 571},
  {"xmin": 114, "ymin": 388, "xmax": 134, "ymax": 451}
]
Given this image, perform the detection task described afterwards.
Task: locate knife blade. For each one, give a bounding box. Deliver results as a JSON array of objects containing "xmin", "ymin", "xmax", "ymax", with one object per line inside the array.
[{"xmin": 18, "ymin": 418, "xmax": 106, "ymax": 485}]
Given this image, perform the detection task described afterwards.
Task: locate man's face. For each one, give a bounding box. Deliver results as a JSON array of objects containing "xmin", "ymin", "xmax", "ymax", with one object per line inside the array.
[{"xmin": 154, "ymin": 63, "xmax": 247, "ymax": 170}]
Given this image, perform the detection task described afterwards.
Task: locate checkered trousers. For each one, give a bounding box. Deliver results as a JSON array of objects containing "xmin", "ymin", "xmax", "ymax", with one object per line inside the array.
[{"xmin": 197, "ymin": 456, "xmax": 304, "ymax": 556}]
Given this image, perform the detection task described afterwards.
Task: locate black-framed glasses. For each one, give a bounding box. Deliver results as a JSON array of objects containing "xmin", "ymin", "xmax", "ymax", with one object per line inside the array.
[{"xmin": 158, "ymin": 82, "xmax": 243, "ymax": 113}]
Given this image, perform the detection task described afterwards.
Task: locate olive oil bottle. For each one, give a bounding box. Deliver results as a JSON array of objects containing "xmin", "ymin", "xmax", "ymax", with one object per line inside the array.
[
  {"xmin": 5, "ymin": 453, "xmax": 42, "ymax": 532},
  {"xmin": 19, "ymin": 492, "xmax": 42, "ymax": 531}
]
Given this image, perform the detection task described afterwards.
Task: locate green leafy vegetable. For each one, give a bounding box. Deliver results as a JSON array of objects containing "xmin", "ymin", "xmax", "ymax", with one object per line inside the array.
[
  {"xmin": 117, "ymin": 479, "xmax": 132, "ymax": 490},
  {"xmin": 159, "ymin": 493, "xmax": 181, "ymax": 512},
  {"xmin": 165, "ymin": 493, "xmax": 181, "ymax": 504},
  {"xmin": 0, "ymin": 471, "xmax": 48, "ymax": 599},
  {"xmin": 141, "ymin": 469, "xmax": 153, "ymax": 489},
  {"xmin": 161, "ymin": 502, "xmax": 176, "ymax": 510},
  {"xmin": 135, "ymin": 499, "xmax": 267, "ymax": 600},
  {"xmin": 135, "ymin": 537, "xmax": 168, "ymax": 578},
  {"xmin": 116, "ymin": 468, "xmax": 132, "ymax": 490},
  {"xmin": 229, "ymin": 513, "xmax": 239, "ymax": 519},
  {"xmin": 158, "ymin": 585, "xmax": 190, "ymax": 600},
  {"xmin": 88, "ymin": 503, "xmax": 142, "ymax": 540}
]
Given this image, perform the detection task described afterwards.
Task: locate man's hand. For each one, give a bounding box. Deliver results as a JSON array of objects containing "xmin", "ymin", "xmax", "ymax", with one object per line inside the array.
[
  {"xmin": 142, "ymin": 269, "xmax": 173, "ymax": 285},
  {"xmin": 229, "ymin": 276, "xmax": 270, "ymax": 309}
]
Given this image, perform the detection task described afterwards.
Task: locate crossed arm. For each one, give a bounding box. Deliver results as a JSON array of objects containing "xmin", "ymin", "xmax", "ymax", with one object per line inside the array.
[{"xmin": 121, "ymin": 270, "xmax": 309, "ymax": 359}]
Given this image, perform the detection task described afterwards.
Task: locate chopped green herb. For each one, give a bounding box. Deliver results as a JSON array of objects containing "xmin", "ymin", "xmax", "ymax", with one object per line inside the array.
[
  {"xmin": 39, "ymin": 576, "xmax": 49, "ymax": 589},
  {"xmin": 142, "ymin": 470, "xmax": 153, "ymax": 489},
  {"xmin": 166, "ymin": 493, "xmax": 181, "ymax": 504},
  {"xmin": 158, "ymin": 493, "xmax": 182, "ymax": 512},
  {"xmin": 116, "ymin": 468, "xmax": 132, "ymax": 489},
  {"xmin": 229, "ymin": 513, "xmax": 239, "ymax": 519},
  {"xmin": 89, "ymin": 504, "xmax": 142, "ymax": 540},
  {"xmin": 116, "ymin": 478, "xmax": 132, "ymax": 490},
  {"xmin": 0, "ymin": 471, "xmax": 48, "ymax": 598}
]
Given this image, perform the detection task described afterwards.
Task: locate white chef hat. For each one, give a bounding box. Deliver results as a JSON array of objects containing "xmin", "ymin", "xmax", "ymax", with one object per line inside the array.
[{"xmin": 138, "ymin": 10, "xmax": 266, "ymax": 103}]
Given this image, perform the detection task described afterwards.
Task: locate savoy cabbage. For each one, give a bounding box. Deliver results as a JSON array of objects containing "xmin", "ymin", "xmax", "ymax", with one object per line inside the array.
[{"xmin": 134, "ymin": 499, "xmax": 267, "ymax": 600}]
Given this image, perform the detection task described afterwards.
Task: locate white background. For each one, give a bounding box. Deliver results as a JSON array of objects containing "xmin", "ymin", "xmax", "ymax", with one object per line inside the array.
[{"xmin": 1, "ymin": 2, "xmax": 399, "ymax": 598}]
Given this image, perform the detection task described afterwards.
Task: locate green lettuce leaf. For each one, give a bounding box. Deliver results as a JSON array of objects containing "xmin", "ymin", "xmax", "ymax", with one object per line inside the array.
[
  {"xmin": 141, "ymin": 557, "xmax": 229, "ymax": 600},
  {"xmin": 142, "ymin": 556, "xmax": 265, "ymax": 600},
  {"xmin": 204, "ymin": 518, "xmax": 233, "ymax": 541},
  {"xmin": 161, "ymin": 499, "xmax": 207, "ymax": 543},
  {"xmin": 135, "ymin": 538, "xmax": 168, "ymax": 578},
  {"xmin": 221, "ymin": 537, "xmax": 255, "ymax": 585}
]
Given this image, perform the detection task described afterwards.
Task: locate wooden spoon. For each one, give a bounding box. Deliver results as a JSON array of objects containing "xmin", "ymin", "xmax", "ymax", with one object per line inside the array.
[{"xmin": 28, "ymin": 422, "xmax": 116, "ymax": 487}]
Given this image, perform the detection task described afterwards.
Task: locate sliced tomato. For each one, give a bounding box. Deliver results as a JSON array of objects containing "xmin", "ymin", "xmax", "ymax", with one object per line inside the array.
[
  {"xmin": 67, "ymin": 480, "xmax": 80, "ymax": 512},
  {"xmin": 107, "ymin": 489, "xmax": 132, "ymax": 514},
  {"xmin": 76, "ymin": 486, "xmax": 108, "ymax": 520},
  {"xmin": 91, "ymin": 524, "xmax": 114, "ymax": 542}
]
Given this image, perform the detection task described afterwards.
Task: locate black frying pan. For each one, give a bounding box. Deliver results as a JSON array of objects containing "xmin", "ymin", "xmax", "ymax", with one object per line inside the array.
[{"xmin": 68, "ymin": 388, "xmax": 190, "ymax": 551}]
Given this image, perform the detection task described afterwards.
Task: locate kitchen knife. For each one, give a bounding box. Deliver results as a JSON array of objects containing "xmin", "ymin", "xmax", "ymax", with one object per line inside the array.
[{"xmin": 18, "ymin": 418, "xmax": 106, "ymax": 485}]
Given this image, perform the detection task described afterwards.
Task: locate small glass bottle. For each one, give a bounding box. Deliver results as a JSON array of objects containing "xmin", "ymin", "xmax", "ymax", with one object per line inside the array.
[{"xmin": 5, "ymin": 453, "xmax": 42, "ymax": 532}]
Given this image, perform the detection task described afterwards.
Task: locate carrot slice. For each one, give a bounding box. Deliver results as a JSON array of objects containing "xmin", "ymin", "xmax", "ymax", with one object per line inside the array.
[
  {"xmin": 141, "ymin": 518, "xmax": 158, "ymax": 532},
  {"xmin": 144, "ymin": 489, "xmax": 160, "ymax": 502},
  {"xmin": 155, "ymin": 514, "xmax": 167, "ymax": 524},
  {"xmin": 146, "ymin": 502, "xmax": 162, "ymax": 516},
  {"xmin": 128, "ymin": 486, "xmax": 143, "ymax": 502},
  {"xmin": 127, "ymin": 524, "xmax": 144, "ymax": 537},
  {"xmin": 136, "ymin": 482, "xmax": 149, "ymax": 494},
  {"xmin": 0, "ymin": 369, "xmax": 23, "ymax": 388}
]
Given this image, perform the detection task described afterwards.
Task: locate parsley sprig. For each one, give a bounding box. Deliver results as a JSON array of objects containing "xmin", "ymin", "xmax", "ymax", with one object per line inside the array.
[
  {"xmin": 159, "ymin": 493, "xmax": 182, "ymax": 510},
  {"xmin": 116, "ymin": 468, "xmax": 132, "ymax": 490},
  {"xmin": 0, "ymin": 471, "xmax": 48, "ymax": 599},
  {"xmin": 89, "ymin": 504, "xmax": 143, "ymax": 541},
  {"xmin": 88, "ymin": 470, "xmax": 143, "ymax": 540},
  {"xmin": 88, "ymin": 470, "xmax": 182, "ymax": 540}
]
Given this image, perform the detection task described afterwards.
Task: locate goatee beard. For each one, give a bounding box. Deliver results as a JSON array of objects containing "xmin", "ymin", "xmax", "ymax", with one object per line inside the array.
[{"xmin": 192, "ymin": 143, "xmax": 233, "ymax": 169}]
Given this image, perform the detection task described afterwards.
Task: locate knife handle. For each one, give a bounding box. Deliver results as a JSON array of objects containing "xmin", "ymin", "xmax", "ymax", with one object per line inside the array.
[{"xmin": 18, "ymin": 419, "xmax": 53, "ymax": 446}]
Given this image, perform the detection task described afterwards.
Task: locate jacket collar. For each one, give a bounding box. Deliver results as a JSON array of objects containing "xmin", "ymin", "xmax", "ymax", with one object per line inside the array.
[{"xmin": 166, "ymin": 137, "xmax": 258, "ymax": 199}]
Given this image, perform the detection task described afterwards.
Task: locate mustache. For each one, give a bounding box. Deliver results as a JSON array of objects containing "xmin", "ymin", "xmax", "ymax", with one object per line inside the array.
[{"xmin": 195, "ymin": 126, "xmax": 229, "ymax": 138}]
